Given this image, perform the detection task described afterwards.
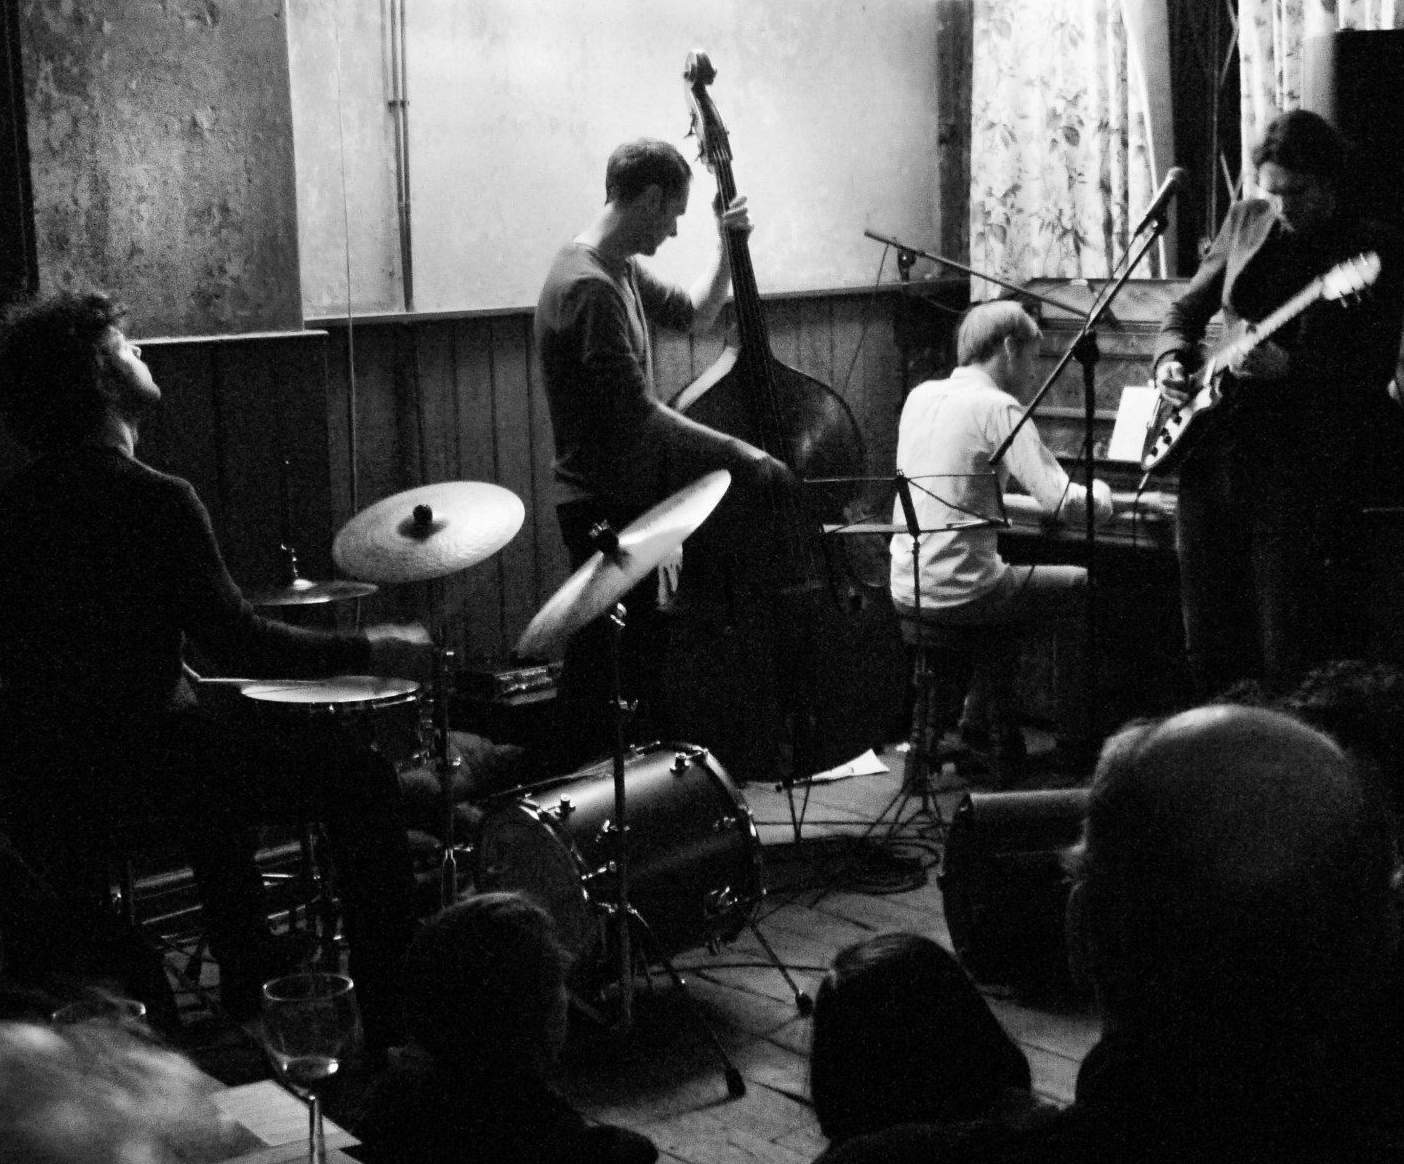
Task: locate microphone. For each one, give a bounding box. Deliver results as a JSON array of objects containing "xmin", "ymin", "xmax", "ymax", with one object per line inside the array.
[
  {"xmin": 1132, "ymin": 166, "xmax": 1187, "ymax": 236},
  {"xmin": 895, "ymin": 472, "xmax": 921, "ymax": 540}
]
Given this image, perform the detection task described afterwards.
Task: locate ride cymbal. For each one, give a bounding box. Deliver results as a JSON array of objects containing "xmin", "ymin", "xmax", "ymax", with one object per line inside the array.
[
  {"xmin": 334, "ymin": 481, "xmax": 525, "ymax": 585},
  {"xmin": 515, "ymin": 469, "xmax": 730, "ymax": 660},
  {"xmin": 247, "ymin": 577, "xmax": 379, "ymax": 607}
]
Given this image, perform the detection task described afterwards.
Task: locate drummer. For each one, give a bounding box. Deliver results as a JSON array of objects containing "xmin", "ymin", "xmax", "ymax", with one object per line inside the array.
[{"xmin": 0, "ymin": 290, "xmax": 432, "ymax": 1053}]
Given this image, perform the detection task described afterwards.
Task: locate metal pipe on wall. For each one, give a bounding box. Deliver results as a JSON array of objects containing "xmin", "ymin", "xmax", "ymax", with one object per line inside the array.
[{"xmin": 387, "ymin": 0, "xmax": 414, "ymax": 312}]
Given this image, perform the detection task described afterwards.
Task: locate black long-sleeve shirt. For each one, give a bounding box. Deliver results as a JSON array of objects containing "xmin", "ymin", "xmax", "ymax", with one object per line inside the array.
[{"xmin": 0, "ymin": 446, "xmax": 369, "ymax": 735}]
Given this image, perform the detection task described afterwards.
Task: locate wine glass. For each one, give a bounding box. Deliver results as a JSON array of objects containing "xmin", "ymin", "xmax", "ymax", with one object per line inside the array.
[{"xmin": 261, "ymin": 972, "xmax": 361, "ymax": 1164}]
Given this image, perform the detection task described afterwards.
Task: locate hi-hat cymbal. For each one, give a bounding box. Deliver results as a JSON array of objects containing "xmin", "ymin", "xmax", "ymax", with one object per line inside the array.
[
  {"xmin": 248, "ymin": 577, "xmax": 379, "ymax": 607},
  {"xmin": 334, "ymin": 481, "xmax": 525, "ymax": 585},
  {"xmin": 515, "ymin": 470, "xmax": 731, "ymax": 660}
]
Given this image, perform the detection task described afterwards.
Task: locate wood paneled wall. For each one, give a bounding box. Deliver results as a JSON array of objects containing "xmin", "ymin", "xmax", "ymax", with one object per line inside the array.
[{"xmin": 129, "ymin": 288, "xmax": 913, "ymax": 672}]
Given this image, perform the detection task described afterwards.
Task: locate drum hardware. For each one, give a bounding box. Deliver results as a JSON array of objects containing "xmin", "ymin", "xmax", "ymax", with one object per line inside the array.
[
  {"xmin": 333, "ymin": 478, "xmax": 526, "ymax": 908},
  {"xmin": 508, "ymin": 472, "xmax": 772, "ymax": 1096}
]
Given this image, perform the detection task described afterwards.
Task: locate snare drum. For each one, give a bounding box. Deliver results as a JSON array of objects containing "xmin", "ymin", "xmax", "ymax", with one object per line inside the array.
[
  {"xmin": 475, "ymin": 742, "xmax": 763, "ymax": 977},
  {"xmin": 240, "ymin": 675, "xmax": 427, "ymax": 771}
]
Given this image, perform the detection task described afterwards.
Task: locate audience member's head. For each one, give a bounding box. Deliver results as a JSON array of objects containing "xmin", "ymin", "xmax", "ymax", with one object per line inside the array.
[
  {"xmin": 1069, "ymin": 705, "xmax": 1400, "ymax": 1039},
  {"xmin": 0, "ymin": 290, "xmax": 124, "ymax": 453},
  {"xmin": 808, "ymin": 932, "xmax": 1033, "ymax": 1146},
  {"xmin": 0, "ymin": 1019, "xmax": 226, "ymax": 1164},
  {"xmin": 401, "ymin": 892, "xmax": 570, "ymax": 1078},
  {"xmin": 1278, "ymin": 659, "xmax": 1404, "ymax": 818}
]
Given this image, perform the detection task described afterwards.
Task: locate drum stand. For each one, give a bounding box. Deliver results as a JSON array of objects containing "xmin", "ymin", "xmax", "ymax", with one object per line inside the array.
[
  {"xmin": 598, "ymin": 600, "xmax": 747, "ymax": 1098},
  {"xmin": 432, "ymin": 645, "xmax": 463, "ymax": 908}
]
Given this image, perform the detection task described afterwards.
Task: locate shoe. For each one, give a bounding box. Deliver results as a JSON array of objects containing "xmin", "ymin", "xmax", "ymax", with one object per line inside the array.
[{"xmin": 218, "ymin": 930, "xmax": 318, "ymax": 1021}]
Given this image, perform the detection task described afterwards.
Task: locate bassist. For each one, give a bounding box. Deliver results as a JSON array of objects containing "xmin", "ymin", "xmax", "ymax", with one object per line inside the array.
[{"xmin": 1153, "ymin": 110, "xmax": 1404, "ymax": 698}]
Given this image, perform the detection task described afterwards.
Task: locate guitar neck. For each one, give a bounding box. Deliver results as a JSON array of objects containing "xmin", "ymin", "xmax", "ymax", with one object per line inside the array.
[{"xmin": 1212, "ymin": 274, "xmax": 1324, "ymax": 371}]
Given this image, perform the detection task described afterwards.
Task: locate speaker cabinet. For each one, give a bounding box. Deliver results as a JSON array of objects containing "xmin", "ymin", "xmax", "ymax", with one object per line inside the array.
[{"xmin": 939, "ymin": 788, "xmax": 1090, "ymax": 1004}]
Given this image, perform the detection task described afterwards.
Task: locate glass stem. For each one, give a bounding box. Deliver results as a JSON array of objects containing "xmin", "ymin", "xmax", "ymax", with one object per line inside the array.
[{"xmin": 309, "ymin": 1094, "xmax": 326, "ymax": 1164}]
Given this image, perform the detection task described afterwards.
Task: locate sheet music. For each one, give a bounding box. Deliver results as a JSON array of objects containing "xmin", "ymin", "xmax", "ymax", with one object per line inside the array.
[{"xmin": 1106, "ymin": 385, "xmax": 1159, "ymax": 464}]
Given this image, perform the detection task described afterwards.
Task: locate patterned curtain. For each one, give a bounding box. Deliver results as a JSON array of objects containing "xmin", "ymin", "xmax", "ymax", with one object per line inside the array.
[
  {"xmin": 1239, "ymin": 0, "xmax": 1404, "ymax": 190},
  {"xmin": 969, "ymin": 0, "xmax": 1156, "ymax": 298}
]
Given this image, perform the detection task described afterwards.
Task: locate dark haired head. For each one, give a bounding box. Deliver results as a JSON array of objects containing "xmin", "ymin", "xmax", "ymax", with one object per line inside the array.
[
  {"xmin": 1251, "ymin": 109, "xmax": 1350, "ymax": 180},
  {"xmin": 401, "ymin": 892, "xmax": 570, "ymax": 1074},
  {"xmin": 0, "ymin": 291, "xmax": 123, "ymax": 453},
  {"xmin": 1278, "ymin": 659, "xmax": 1404, "ymax": 816},
  {"xmin": 605, "ymin": 138, "xmax": 692, "ymax": 204},
  {"xmin": 808, "ymin": 932, "xmax": 1031, "ymax": 1145}
]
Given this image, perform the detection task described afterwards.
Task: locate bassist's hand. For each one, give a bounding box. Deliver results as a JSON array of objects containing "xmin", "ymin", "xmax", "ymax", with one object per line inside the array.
[
  {"xmin": 1155, "ymin": 356, "xmax": 1191, "ymax": 406},
  {"xmin": 716, "ymin": 194, "xmax": 753, "ymax": 240}
]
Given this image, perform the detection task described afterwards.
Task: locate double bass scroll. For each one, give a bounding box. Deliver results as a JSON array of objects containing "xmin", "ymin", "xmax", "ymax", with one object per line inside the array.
[{"xmin": 664, "ymin": 50, "xmax": 903, "ymax": 787}]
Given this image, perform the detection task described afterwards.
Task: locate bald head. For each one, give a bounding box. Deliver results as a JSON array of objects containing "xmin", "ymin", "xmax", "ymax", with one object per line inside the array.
[{"xmin": 1076, "ymin": 705, "xmax": 1398, "ymax": 1030}]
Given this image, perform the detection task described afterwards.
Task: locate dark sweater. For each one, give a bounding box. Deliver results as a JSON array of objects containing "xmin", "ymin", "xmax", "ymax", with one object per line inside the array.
[{"xmin": 0, "ymin": 446, "xmax": 369, "ymax": 735}]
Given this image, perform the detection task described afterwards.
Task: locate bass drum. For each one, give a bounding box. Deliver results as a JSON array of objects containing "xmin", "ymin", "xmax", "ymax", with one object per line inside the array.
[{"xmin": 474, "ymin": 742, "xmax": 763, "ymax": 980}]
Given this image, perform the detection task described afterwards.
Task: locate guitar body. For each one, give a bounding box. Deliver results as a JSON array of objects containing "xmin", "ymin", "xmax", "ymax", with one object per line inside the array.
[
  {"xmin": 1139, "ymin": 250, "xmax": 1381, "ymax": 476},
  {"xmin": 1139, "ymin": 369, "xmax": 1226, "ymax": 475}
]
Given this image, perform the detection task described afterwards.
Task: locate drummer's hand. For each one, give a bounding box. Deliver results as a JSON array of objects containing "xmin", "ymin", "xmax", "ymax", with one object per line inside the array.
[
  {"xmin": 1229, "ymin": 339, "xmax": 1289, "ymax": 381},
  {"xmin": 1155, "ymin": 356, "xmax": 1191, "ymax": 406},
  {"xmin": 365, "ymin": 622, "xmax": 437, "ymax": 682},
  {"xmin": 716, "ymin": 194, "xmax": 752, "ymax": 240}
]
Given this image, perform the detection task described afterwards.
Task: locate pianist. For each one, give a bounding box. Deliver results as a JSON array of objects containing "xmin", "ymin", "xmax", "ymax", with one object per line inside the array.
[{"xmin": 889, "ymin": 300, "xmax": 1112, "ymax": 779}]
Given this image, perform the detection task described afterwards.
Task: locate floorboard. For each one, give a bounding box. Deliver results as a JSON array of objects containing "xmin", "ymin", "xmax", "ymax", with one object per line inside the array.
[
  {"xmin": 553, "ymin": 743, "xmax": 1100, "ymax": 1162},
  {"xmin": 163, "ymin": 742, "xmax": 1100, "ymax": 1164}
]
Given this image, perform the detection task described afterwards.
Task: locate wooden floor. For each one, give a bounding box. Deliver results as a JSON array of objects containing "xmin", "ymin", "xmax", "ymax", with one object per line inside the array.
[
  {"xmin": 177, "ymin": 743, "xmax": 1101, "ymax": 1164},
  {"xmin": 554, "ymin": 744, "xmax": 1101, "ymax": 1164}
]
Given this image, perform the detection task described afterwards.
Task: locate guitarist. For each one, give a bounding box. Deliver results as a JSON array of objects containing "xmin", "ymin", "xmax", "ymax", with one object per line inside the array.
[{"xmin": 1153, "ymin": 110, "xmax": 1404, "ymax": 699}]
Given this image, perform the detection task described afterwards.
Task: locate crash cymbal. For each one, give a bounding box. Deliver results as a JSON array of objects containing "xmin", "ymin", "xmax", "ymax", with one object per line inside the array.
[
  {"xmin": 515, "ymin": 469, "xmax": 731, "ymax": 660},
  {"xmin": 333, "ymin": 481, "xmax": 525, "ymax": 585},
  {"xmin": 248, "ymin": 577, "xmax": 379, "ymax": 607}
]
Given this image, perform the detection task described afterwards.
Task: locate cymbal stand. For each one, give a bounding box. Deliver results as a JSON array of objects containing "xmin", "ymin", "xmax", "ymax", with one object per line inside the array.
[
  {"xmin": 603, "ymin": 600, "xmax": 636, "ymax": 1029},
  {"xmin": 433, "ymin": 644, "xmax": 460, "ymax": 908},
  {"xmin": 597, "ymin": 596, "xmax": 748, "ymax": 1097}
]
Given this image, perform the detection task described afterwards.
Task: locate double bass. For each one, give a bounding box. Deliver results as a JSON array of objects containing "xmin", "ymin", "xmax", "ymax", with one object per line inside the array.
[{"xmin": 664, "ymin": 51, "xmax": 902, "ymax": 787}]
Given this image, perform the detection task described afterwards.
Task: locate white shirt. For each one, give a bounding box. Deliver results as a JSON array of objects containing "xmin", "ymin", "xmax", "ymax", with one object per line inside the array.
[{"xmin": 889, "ymin": 365, "xmax": 1096, "ymax": 609}]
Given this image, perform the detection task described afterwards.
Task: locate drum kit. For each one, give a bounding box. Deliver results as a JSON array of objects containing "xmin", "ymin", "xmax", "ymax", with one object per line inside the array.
[{"xmin": 240, "ymin": 469, "xmax": 786, "ymax": 1080}]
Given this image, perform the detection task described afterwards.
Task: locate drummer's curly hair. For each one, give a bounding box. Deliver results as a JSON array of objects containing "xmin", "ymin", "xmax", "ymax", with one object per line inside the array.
[{"xmin": 0, "ymin": 290, "xmax": 123, "ymax": 453}]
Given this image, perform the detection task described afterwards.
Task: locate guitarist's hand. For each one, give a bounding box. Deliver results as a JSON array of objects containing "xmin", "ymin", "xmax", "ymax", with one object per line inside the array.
[
  {"xmin": 1229, "ymin": 339, "xmax": 1289, "ymax": 381},
  {"xmin": 1155, "ymin": 357, "xmax": 1191, "ymax": 406}
]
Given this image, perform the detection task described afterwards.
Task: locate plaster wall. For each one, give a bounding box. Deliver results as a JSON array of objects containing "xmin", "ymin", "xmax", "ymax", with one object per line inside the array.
[{"xmin": 21, "ymin": 0, "xmax": 302, "ymax": 335}]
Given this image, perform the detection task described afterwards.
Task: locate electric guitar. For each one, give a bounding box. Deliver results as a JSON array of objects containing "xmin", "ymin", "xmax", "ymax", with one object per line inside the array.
[{"xmin": 1140, "ymin": 251, "xmax": 1381, "ymax": 475}]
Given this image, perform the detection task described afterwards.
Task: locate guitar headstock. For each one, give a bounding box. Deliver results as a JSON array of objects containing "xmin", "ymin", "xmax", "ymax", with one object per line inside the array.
[
  {"xmin": 684, "ymin": 50, "xmax": 732, "ymax": 173},
  {"xmin": 1322, "ymin": 251, "xmax": 1381, "ymax": 302}
]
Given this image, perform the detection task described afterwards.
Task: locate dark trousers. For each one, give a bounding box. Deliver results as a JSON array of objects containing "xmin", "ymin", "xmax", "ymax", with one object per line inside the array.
[
  {"xmin": 1175, "ymin": 424, "xmax": 1363, "ymax": 699},
  {"xmin": 2, "ymin": 707, "xmax": 417, "ymax": 1045},
  {"xmin": 552, "ymin": 498, "xmax": 672, "ymax": 772}
]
